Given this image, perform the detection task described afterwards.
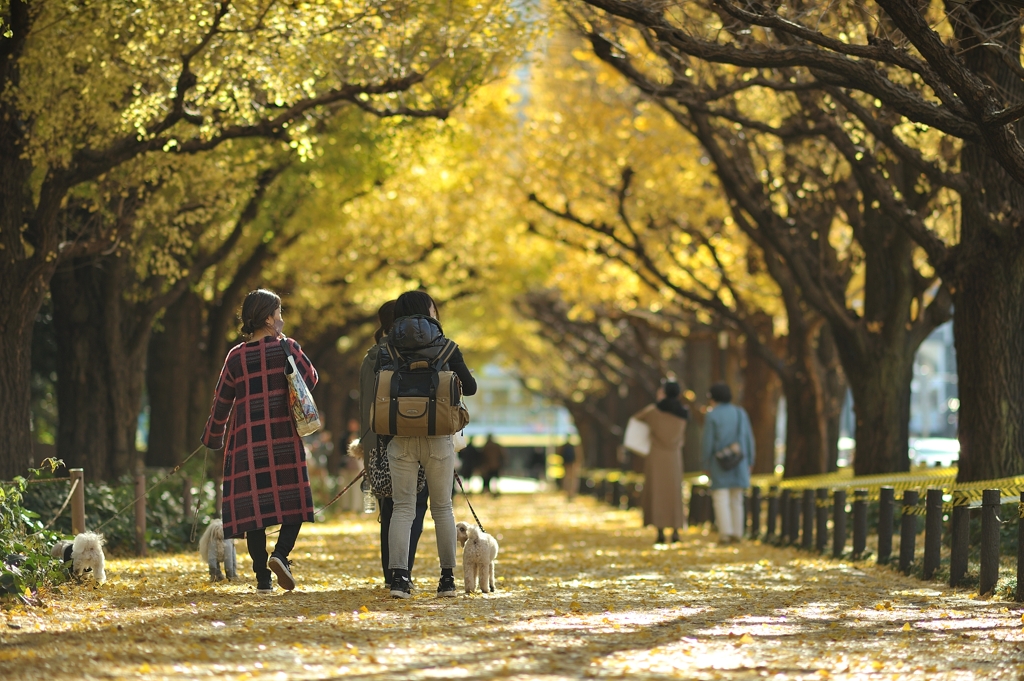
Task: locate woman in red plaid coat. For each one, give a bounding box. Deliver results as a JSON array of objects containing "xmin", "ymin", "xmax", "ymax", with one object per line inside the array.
[{"xmin": 202, "ymin": 289, "xmax": 318, "ymax": 593}]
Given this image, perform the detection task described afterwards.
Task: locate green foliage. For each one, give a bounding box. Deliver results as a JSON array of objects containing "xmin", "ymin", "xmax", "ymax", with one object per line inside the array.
[
  {"xmin": 21, "ymin": 469, "xmax": 220, "ymax": 556},
  {"xmin": 0, "ymin": 459, "xmax": 69, "ymax": 605}
]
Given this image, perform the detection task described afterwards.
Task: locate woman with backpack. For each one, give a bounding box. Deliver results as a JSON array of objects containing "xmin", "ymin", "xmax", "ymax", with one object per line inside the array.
[
  {"xmin": 357, "ymin": 300, "xmax": 429, "ymax": 587},
  {"xmin": 202, "ymin": 289, "xmax": 317, "ymax": 593},
  {"xmin": 380, "ymin": 290, "xmax": 477, "ymax": 598},
  {"xmin": 700, "ymin": 382, "xmax": 755, "ymax": 544}
]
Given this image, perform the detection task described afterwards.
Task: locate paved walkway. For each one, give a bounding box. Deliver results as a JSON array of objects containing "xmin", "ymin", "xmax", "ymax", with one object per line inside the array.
[{"xmin": 1, "ymin": 492, "xmax": 1022, "ymax": 679}]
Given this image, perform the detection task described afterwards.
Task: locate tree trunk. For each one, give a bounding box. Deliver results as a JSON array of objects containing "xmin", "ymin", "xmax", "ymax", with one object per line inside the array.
[
  {"xmin": 0, "ymin": 267, "xmax": 48, "ymax": 479},
  {"xmin": 817, "ymin": 326, "xmax": 846, "ymax": 472},
  {"xmin": 51, "ymin": 256, "xmax": 150, "ymax": 480},
  {"xmin": 845, "ymin": 353, "xmax": 913, "ymax": 476},
  {"xmin": 951, "ymin": 2, "xmax": 1024, "ymax": 482},
  {"xmin": 146, "ymin": 292, "xmax": 202, "ymax": 467},
  {"xmin": 743, "ymin": 326, "xmax": 781, "ymax": 475},
  {"xmin": 779, "ymin": 316, "xmax": 829, "ymax": 478}
]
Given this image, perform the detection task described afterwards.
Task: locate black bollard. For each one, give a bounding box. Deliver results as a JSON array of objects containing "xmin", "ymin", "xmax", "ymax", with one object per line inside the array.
[
  {"xmin": 767, "ymin": 486, "xmax": 780, "ymax": 539},
  {"xmin": 980, "ymin": 489, "xmax": 1001, "ymax": 596},
  {"xmin": 923, "ymin": 488, "xmax": 943, "ymax": 580},
  {"xmin": 790, "ymin": 492, "xmax": 802, "ymax": 546},
  {"xmin": 877, "ymin": 487, "xmax": 895, "ymax": 565},
  {"xmin": 816, "ymin": 488, "xmax": 829, "ymax": 553},
  {"xmin": 898, "ymin": 490, "xmax": 919, "ymax": 575},
  {"xmin": 802, "ymin": 489, "xmax": 815, "ymax": 550},
  {"xmin": 949, "ymin": 491, "xmax": 969, "ymax": 587},
  {"xmin": 1018, "ymin": 493, "xmax": 1024, "ymax": 602},
  {"xmin": 852, "ymin": 490, "xmax": 867, "ymax": 559},
  {"xmin": 750, "ymin": 486, "xmax": 762, "ymax": 539},
  {"xmin": 780, "ymin": 489, "xmax": 791, "ymax": 544},
  {"xmin": 833, "ymin": 489, "xmax": 847, "ymax": 558}
]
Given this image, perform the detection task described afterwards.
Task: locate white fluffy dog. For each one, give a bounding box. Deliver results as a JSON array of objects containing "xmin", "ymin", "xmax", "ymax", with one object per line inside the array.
[
  {"xmin": 52, "ymin": 532, "xmax": 106, "ymax": 584},
  {"xmin": 198, "ymin": 519, "xmax": 237, "ymax": 582},
  {"xmin": 456, "ymin": 521, "xmax": 499, "ymax": 594}
]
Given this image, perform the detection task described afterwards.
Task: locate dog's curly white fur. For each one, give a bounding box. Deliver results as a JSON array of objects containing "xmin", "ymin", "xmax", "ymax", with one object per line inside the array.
[
  {"xmin": 456, "ymin": 521, "xmax": 498, "ymax": 594},
  {"xmin": 198, "ymin": 520, "xmax": 237, "ymax": 582},
  {"xmin": 61, "ymin": 532, "xmax": 106, "ymax": 584}
]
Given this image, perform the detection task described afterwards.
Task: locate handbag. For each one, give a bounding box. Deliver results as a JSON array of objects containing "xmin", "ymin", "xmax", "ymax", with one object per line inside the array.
[
  {"xmin": 712, "ymin": 409, "xmax": 744, "ymax": 471},
  {"xmin": 366, "ymin": 435, "xmax": 426, "ymax": 498},
  {"xmin": 623, "ymin": 417, "xmax": 651, "ymax": 456},
  {"xmin": 280, "ymin": 338, "xmax": 322, "ymax": 437}
]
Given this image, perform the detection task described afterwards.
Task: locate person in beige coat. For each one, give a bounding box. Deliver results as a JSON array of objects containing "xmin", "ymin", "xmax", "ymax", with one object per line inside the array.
[{"xmin": 633, "ymin": 381, "xmax": 689, "ymax": 544}]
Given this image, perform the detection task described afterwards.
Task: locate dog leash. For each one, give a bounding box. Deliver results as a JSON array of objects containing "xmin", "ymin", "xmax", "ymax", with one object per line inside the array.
[
  {"xmin": 265, "ymin": 469, "xmax": 366, "ymax": 537},
  {"xmin": 94, "ymin": 444, "xmax": 207, "ymax": 533},
  {"xmin": 454, "ymin": 471, "xmax": 486, "ymax": 535},
  {"xmin": 189, "ymin": 446, "xmax": 210, "ymax": 543},
  {"xmin": 30, "ymin": 478, "xmax": 80, "ymax": 535}
]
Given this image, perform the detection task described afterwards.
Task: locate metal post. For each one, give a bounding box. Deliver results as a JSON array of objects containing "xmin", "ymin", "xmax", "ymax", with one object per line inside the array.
[
  {"xmin": 877, "ymin": 487, "xmax": 895, "ymax": 565},
  {"xmin": 767, "ymin": 486, "xmax": 779, "ymax": 539},
  {"xmin": 833, "ymin": 489, "xmax": 847, "ymax": 558},
  {"xmin": 898, "ymin": 490, "xmax": 919, "ymax": 575},
  {"xmin": 852, "ymin": 490, "xmax": 867, "ymax": 559},
  {"xmin": 949, "ymin": 491, "xmax": 969, "ymax": 587},
  {"xmin": 980, "ymin": 489, "xmax": 1001, "ymax": 596},
  {"xmin": 802, "ymin": 489, "xmax": 815, "ymax": 550},
  {"xmin": 816, "ymin": 488, "xmax": 829, "ymax": 553},
  {"xmin": 780, "ymin": 489, "xmax": 791, "ymax": 543},
  {"xmin": 134, "ymin": 469, "xmax": 147, "ymax": 557},
  {"xmin": 750, "ymin": 486, "xmax": 761, "ymax": 539},
  {"xmin": 923, "ymin": 488, "xmax": 943, "ymax": 580},
  {"xmin": 69, "ymin": 468, "xmax": 86, "ymax": 534},
  {"xmin": 182, "ymin": 475, "xmax": 193, "ymax": 523}
]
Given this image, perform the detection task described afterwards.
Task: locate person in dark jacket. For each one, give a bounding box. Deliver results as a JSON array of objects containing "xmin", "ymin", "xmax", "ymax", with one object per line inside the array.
[
  {"xmin": 202, "ymin": 289, "xmax": 316, "ymax": 593},
  {"xmin": 479, "ymin": 434, "xmax": 506, "ymax": 497},
  {"xmin": 383, "ymin": 290, "xmax": 477, "ymax": 599},
  {"xmin": 357, "ymin": 300, "xmax": 428, "ymax": 586}
]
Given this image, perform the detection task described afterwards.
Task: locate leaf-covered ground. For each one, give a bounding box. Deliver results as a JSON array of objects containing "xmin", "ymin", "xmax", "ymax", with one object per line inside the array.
[{"xmin": 2, "ymin": 492, "xmax": 1024, "ymax": 680}]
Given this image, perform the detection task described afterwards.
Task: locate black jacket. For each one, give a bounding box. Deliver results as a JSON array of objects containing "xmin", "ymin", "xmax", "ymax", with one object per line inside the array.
[{"xmin": 383, "ymin": 316, "xmax": 478, "ymax": 396}]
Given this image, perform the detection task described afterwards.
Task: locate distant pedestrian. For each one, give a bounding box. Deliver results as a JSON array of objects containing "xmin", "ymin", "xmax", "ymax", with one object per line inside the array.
[
  {"xmin": 632, "ymin": 380, "xmax": 688, "ymax": 545},
  {"xmin": 383, "ymin": 291, "xmax": 477, "ymax": 599},
  {"xmin": 358, "ymin": 300, "xmax": 428, "ymax": 586},
  {"xmin": 700, "ymin": 382, "xmax": 755, "ymax": 545},
  {"xmin": 479, "ymin": 434, "xmax": 506, "ymax": 497},
  {"xmin": 560, "ymin": 439, "xmax": 579, "ymax": 500},
  {"xmin": 460, "ymin": 437, "xmax": 481, "ymax": 482},
  {"xmin": 202, "ymin": 289, "xmax": 316, "ymax": 593}
]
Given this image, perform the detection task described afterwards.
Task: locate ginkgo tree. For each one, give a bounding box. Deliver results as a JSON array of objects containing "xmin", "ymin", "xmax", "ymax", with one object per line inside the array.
[
  {"xmin": 551, "ymin": 2, "xmax": 956, "ymax": 475},
  {"xmin": 0, "ymin": 0, "xmax": 531, "ymax": 479}
]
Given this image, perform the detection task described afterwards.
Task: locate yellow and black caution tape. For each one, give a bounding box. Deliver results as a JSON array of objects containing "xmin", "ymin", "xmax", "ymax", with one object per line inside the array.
[{"xmin": 582, "ymin": 466, "xmax": 1024, "ymax": 517}]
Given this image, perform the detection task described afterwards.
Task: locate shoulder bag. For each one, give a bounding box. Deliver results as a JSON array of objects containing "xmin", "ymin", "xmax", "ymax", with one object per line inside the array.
[
  {"xmin": 712, "ymin": 409, "xmax": 744, "ymax": 471},
  {"xmin": 280, "ymin": 338, "xmax": 322, "ymax": 437}
]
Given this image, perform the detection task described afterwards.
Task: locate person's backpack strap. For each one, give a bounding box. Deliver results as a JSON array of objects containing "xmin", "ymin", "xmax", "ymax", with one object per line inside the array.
[{"xmin": 432, "ymin": 340, "xmax": 458, "ymax": 370}]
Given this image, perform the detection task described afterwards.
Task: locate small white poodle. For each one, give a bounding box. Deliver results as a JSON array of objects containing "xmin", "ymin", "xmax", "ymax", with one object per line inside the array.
[
  {"xmin": 198, "ymin": 519, "xmax": 237, "ymax": 582},
  {"xmin": 52, "ymin": 532, "xmax": 106, "ymax": 584},
  {"xmin": 456, "ymin": 521, "xmax": 499, "ymax": 594}
]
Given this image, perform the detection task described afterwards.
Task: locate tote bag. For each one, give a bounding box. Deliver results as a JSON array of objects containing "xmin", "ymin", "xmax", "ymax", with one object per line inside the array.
[
  {"xmin": 623, "ymin": 417, "xmax": 651, "ymax": 456},
  {"xmin": 280, "ymin": 339, "xmax": 322, "ymax": 437}
]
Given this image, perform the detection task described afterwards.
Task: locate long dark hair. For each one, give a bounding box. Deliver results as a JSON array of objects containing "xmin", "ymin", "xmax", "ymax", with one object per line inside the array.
[
  {"xmin": 374, "ymin": 300, "xmax": 397, "ymax": 343},
  {"xmin": 240, "ymin": 289, "xmax": 281, "ymax": 337},
  {"xmin": 394, "ymin": 290, "xmax": 437, "ymax": 320}
]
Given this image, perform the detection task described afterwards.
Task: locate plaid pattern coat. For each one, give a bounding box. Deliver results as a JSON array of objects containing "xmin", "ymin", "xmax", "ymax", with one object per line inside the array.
[{"xmin": 202, "ymin": 336, "xmax": 318, "ymax": 538}]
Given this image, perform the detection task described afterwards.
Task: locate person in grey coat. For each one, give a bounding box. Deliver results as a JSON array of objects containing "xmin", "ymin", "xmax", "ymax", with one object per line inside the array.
[{"xmin": 700, "ymin": 383, "xmax": 755, "ymax": 544}]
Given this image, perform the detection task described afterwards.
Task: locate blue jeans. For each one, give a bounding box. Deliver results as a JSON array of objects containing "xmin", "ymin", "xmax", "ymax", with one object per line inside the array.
[{"xmin": 387, "ymin": 436, "xmax": 457, "ymax": 570}]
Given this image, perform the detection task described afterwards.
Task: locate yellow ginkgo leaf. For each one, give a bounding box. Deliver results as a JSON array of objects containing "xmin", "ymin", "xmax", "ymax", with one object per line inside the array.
[
  {"xmin": 738, "ymin": 633, "xmax": 754, "ymax": 644},
  {"xmin": 902, "ymin": 623, "xmax": 911, "ymax": 632}
]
